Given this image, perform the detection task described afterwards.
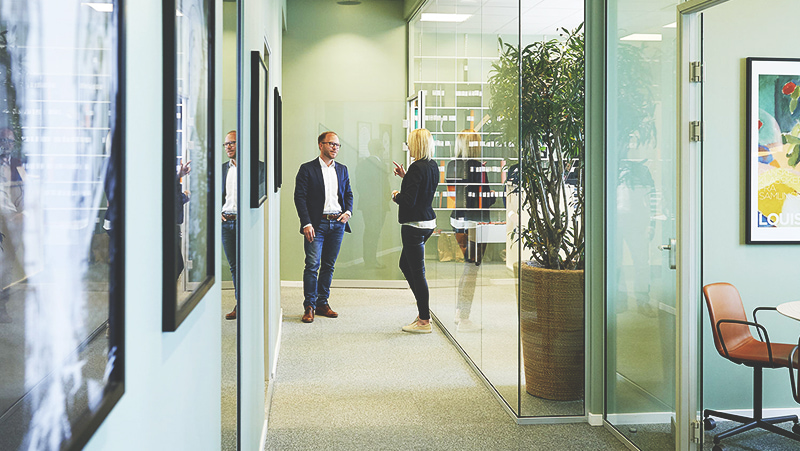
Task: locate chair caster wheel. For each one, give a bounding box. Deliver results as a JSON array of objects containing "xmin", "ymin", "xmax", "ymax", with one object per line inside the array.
[
  {"xmin": 704, "ymin": 417, "xmax": 716, "ymax": 431},
  {"xmin": 712, "ymin": 445, "xmax": 724, "ymax": 451},
  {"xmin": 792, "ymin": 423, "xmax": 800, "ymax": 435}
]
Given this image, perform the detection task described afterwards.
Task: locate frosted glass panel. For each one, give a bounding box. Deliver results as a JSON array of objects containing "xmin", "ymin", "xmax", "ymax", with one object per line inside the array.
[{"xmin": 605, "ymin": 0, "xmax": 678, "ymax": 447}]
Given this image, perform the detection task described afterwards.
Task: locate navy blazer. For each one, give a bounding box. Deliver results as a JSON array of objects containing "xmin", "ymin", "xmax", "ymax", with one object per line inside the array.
[{"xmin": 294, "ymin": 158, "xmax": 353, "ymax": 234}]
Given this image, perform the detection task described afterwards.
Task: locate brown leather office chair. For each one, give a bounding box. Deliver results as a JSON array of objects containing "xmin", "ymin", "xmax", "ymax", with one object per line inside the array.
[{"xmin": 702, "ymin": 282, "xmax": 800, "ymax": 451}]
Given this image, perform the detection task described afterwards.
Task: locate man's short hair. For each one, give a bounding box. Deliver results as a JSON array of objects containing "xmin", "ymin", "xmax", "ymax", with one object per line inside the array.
[
  {"xmin": 318, "ymin": 131, "xmax": 337, "ymax": 144},
  {"xmin": 226, "ymin": 130, "xmax": 236, "ymax": 137}
]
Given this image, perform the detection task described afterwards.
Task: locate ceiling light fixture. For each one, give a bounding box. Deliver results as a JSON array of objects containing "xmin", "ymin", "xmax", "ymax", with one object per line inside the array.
[
  {"xmin": 337, "ymin": 1, "xmax": 362, "ymax": 5},
  {"xmin": 420, "ymin": 13, "xmax": 471, "ymax": 23},
  {"xmin": 81, "ymin": 2, "xmax": 113, "ymax": 12},
  {"xmin": 620, "ymin": 33, "xmax": 662, "ymax": 42}
]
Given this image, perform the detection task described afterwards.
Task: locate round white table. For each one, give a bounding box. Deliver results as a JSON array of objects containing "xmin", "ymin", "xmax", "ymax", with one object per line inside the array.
[{"xmin": 777, "ymin": 301, "xmax": 800, "ymax": 321}]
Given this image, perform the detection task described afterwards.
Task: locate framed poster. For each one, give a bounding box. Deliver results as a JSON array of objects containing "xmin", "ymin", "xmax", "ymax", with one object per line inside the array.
[
  {"xmin": 746, "ymin": 57, "xmax": 800, "ymax": 243},
  {"xmin": 250, "ymin": 50, "xmax": 267, "ymax": 207},
  {"xmin": 163, "ymin": 0, "xmax": 215, "ymax": 331},
  {"xmin": 0, "ymin": 1, "xmax": 125, "ymax": 449},
  {"xmin": 274, "ymin": 87, "xmax": 283, "ymax": 193}
]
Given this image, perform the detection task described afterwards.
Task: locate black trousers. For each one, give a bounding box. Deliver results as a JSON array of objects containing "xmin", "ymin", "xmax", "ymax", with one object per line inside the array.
[{"xmin": 399, "ymin": 225, "xmax": 433, "ymax": 320}]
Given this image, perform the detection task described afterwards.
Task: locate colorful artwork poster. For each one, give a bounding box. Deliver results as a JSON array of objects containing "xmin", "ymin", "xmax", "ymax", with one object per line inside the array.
[{"xmin": 747, "ymin": 58, "xmax": 800, "ymax": 243}]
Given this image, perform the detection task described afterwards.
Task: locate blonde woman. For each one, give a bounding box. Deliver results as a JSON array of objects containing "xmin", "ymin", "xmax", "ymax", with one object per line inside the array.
[{"xmin": 391, "ymin": 129, "xmax": 439, "ymax": 333}]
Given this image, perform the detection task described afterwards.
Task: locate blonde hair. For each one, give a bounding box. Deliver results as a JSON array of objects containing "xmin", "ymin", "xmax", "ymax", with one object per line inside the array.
[
  {"xmin": 455, "ymin": 129, "xmax": 481, "ymax": 158},
  {"xmin": 407, "ymin": 128, "xmax": 434, "ymax": 161}
]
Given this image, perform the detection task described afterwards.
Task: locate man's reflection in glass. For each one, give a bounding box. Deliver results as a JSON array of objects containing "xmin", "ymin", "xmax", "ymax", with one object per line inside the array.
[
  {"xmin": 357, "ymin": 139, "xmax": 390, "ymax": 269},
  {"xmin": 0, "ymin": 127, "xmax": 24, "ymax": 324}
]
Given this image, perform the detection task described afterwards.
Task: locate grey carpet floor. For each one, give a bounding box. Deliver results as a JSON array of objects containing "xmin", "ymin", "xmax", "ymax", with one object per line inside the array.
[
  {"xmin": 265, "ymin": 287, "xmax": 628, "ymax": 450},
  {"xmin": 222, "ymin": 289, "xmax": 237, "ymax": 451}
]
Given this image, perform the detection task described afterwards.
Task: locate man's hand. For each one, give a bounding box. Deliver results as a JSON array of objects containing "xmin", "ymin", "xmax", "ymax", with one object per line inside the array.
[
  {"xmin": 337, "ymin": 212, "xmax": 351, "ymax": 224},
  {"xmin": 303, "ymin": 224, "xmax": 315, "ymax": 242},
  {"xmin": 221, "ymin": 213, "xmax": 227, "ymax": 222}
]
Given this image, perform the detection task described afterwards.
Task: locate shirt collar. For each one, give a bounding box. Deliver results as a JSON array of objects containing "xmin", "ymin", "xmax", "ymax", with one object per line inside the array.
[{"xmin": 318, "ymin": 157, "xmax": 335, "ymax": 169}]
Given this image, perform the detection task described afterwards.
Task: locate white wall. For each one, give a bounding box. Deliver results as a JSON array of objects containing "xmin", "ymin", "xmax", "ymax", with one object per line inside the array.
[
  {"xmin": 237, "ymin": 0, "xmax": 284, "ymax": 449},
  {"xmin": 703, "ymin": 0, "xmax": 800, "ymax": 410},
  {"xmin": 83, "ymin": 0, "xmax": 284, "ymax": 449},
  {"xmin": 83, "ymin": 0, "xmax": 224, "ymax": 449}
]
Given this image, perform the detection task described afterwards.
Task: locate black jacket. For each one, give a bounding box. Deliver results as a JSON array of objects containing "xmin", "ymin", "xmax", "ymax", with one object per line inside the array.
[
  {"xmin": 393, "ymin": 159, "xmax": 439, "ymax": 224},
  {"xmin": 445, "ymin": 158, "xmax": 495, "ymax": 223}
]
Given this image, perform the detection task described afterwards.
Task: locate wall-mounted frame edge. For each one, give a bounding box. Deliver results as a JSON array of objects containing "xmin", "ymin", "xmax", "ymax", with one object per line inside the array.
[
  {"xmin": 744, "ymin": 56, "xmax": 800, "ymax": 245},
  {"xmin": 162, "ymin": 0, "xmax": 216, "ymax": 332},
  {"xmin": 274, "ymin": 87, "xmax": 282, "ymax": 193},
  {"xmin": 250, "ymin": 50, "xmax": 267, "ymax": 208},
  {"xmin": 66, "ymin": 0, "xmax": 127, "ymax": 448}
]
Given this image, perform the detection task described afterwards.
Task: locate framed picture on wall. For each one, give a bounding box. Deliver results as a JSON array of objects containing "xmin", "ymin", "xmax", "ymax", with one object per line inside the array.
[
  {"xmin": 250, "ymin": 50, "xmax": 267, "ymax": 207},
  {"xmin": 163, "ymin": 0, "xmax": 216, "ymax": 331},
  {"xmin": 0, "ymin": 1, "xmax": 126, "ymax": 448},
  {"xmin": 274, "ymin": 87, "xmax": 283, "ymax": 193},
  {"xmin": 746, "ymin": 57, "xmax": 800, "ymax": 244}
]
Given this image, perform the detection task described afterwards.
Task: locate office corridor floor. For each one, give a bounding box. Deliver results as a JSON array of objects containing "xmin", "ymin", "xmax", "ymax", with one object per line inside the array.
[{"xmin": 265, "ymin": 286, "xmax": 627, "ymax": 450}]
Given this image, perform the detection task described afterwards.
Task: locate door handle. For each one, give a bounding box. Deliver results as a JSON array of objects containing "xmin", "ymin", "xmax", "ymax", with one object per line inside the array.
[{"xmin": 659, "ymin": 238, "xmax": 677, "ymax": 270}]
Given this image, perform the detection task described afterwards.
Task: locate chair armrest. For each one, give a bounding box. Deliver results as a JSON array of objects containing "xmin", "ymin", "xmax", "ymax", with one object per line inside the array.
[
  {"xmin": 717, "ymin": 318, "xmax": 774, "ymax": 364},
  {"xmin": 789, "ymin": 339, "xmax": 800, "ymax": 404},
  {"xmin": 753, "ymin": 307, "xmax": 778, "ymax": 341}
]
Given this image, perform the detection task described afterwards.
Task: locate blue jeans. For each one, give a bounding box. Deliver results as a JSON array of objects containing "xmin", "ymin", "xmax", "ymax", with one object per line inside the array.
[
  {"xmin": 399, "ymin": 225, "xmax": 433, "ymax": 320},
  {"xmin": 303, "ymin": 219, "xmax": 345, "ymax": 309},
  {"xmin": 221, "ymin": 219, "xmax": 238, "ymax": 301}
]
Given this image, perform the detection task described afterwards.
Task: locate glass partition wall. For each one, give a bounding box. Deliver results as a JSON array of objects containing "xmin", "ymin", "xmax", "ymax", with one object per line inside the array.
[
  {"xmin": 409, "ymin": 0, "xmax": 585, "ymax": 418},
  {"xmin": 605, "ymin": 0, "xmax": 679, "ymax": 447}
]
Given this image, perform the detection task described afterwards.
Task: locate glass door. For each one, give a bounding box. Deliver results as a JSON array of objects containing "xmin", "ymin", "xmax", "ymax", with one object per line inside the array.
[{"xmin": 605, "ymin": 0, "xmax": 680, "ymax": 448}]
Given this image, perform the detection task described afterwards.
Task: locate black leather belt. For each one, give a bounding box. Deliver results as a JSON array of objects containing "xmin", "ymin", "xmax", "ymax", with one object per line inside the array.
[
  {"xmin": 322, "ymin": 213, "xmax": 342, "ymax": 220},
  {"xmin": 222, "ymin": 213, "xmax": 237, "ymax": 220}
]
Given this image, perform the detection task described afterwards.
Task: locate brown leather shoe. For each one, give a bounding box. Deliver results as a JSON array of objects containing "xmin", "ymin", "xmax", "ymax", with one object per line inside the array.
[
  {"xmin": 301, "ymin": 307, "xmax": 314, "ymax": 323},
  {"xmin": 316, "ymin": 304, "xmax": 338, "ymax": 318},
  {"xmin": 225, "ymin": 306, "xmax": 237, "ymax": 320}
]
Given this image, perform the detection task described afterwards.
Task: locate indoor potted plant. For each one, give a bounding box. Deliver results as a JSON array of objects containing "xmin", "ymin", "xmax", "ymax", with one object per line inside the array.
[{"xmin": 489, "ymin": 24, "xmax": 585, "ymax": 401}]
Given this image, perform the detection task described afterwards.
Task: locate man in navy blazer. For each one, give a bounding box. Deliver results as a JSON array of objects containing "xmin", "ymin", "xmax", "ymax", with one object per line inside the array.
[
  {"xmin": 294, "ymin": 131, "xmax": 353, "ymax": 323},
  {"xmin": 221, "ymin": 131, "xmax": 239, "ymax": 320}
]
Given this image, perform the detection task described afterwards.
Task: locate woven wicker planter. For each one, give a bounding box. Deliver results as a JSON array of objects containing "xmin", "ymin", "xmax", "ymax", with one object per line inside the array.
[{"xmin": 520, "ymin": 263, "xmax": 584, "ymax": 401}]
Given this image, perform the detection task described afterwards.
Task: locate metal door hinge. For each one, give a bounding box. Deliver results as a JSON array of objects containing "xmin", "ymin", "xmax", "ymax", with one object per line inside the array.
[
  {"xmin": 690, "ymin": 61, "xmax": 703, "ymax": 82},
  {"xmin": 690, "ymin": 121, "xmax": 703, "ymax": 142},
  {"xmin": 690, "ymin": 419, "xmax": 701, "ymax": 443}
]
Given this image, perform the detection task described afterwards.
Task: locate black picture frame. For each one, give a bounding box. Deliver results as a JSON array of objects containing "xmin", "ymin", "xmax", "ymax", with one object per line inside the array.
[
  {"xmin": 274, "ymin": 87, "xmax": 282, "ymax": 192},
  {"xmin": 0, "ymin": 1, "xmax": 125, "ymax": 449},
  {"xmin": 162, "ymin": 0, "xmax": 216, "ymax": 331},
  {"xmin": 745, "ymin": 57, "xmax": 800, "ymax": 244},
  {"xmin": 250, "ymin": 50, "xmax": 267, "ymax": 207}
]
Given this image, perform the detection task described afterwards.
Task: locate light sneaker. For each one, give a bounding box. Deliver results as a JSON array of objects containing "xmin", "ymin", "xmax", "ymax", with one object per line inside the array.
[
  {"xmin": 456, "ymin": 318, "xmax": 481, "ymax": 332},
  {"xmin": 402, "ymin": 318, "xmax": 432, "ymax": 334}
]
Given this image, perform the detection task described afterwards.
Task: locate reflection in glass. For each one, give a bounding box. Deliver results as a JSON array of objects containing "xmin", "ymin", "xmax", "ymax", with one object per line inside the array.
[
  {"xmin": 175, "ymin": 0, "xmax": 210, "ymax": 309},
  {"xmin": 409, "ymin": 0, "xmax": 522, "ymax": 416},
  {"xmin": 605, "ymin": 0, "xmax": 678, "ymax": 447},
  {"xmin": 0, "ymin": 1, "xmax": 123, "ymax": 449}
]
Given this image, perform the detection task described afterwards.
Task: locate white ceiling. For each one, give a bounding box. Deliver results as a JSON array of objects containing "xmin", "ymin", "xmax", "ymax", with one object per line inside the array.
[{"xmin": 416, "ymin": 0, "xmax": 584, "ymax": 37}]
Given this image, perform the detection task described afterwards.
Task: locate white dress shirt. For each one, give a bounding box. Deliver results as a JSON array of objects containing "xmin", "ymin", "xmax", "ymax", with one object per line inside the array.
[
  {"xmin": 222, "ymin": 161, "xmax": 237, "ymax": 214},
  {"xmin": 319, "ymin": 157, "xmax": 342, "ymax": 214}
]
